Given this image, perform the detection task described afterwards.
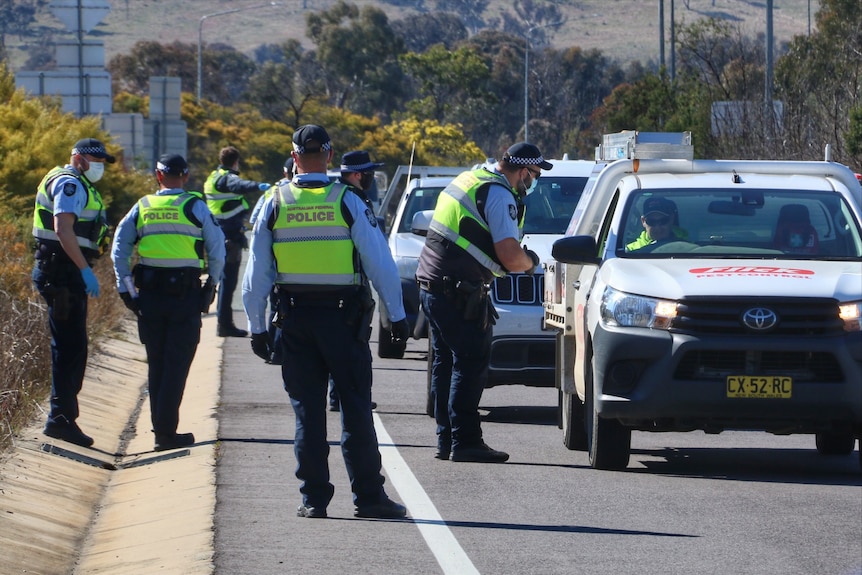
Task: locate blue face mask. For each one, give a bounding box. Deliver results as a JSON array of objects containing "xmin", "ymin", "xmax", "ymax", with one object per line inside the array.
[{"xmin": 525, "ymin": 177, "xmax": 538, "ymax": 195}]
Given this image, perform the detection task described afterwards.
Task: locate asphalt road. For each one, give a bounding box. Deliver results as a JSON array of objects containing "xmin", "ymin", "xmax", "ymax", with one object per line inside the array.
[{"xmin": 213, "ymin": 322, "xmax": 862, "ymax": 575}]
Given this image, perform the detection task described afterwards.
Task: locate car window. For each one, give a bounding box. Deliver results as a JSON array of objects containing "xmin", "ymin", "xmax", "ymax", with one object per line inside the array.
[
  {"xmin": 618, "ymin": 189, "xmax": 862, "ymax": 258},
  {"xmin": 523, "ymin": 176, "xmax": 588, "ymax": 234},
  {"xmin": 397, "ymin": 187, "xmax": 445, "ymax": 233}
]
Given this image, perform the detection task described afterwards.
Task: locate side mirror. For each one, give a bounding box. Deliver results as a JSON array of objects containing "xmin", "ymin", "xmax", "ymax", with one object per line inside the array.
[
  {"xmin": 411, "ymin": 210, "xmax": 434, "ymax": 237},
  {"xmin": 551, "ymin": 235, "xmax": 601, "ymax": 265}
]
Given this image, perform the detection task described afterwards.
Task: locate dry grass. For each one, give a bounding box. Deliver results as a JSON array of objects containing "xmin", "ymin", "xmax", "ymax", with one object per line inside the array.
[
  {"xmin": 5, "ymin": 0, "xmax": 815, "ymax": 71},
  {"xmin": 0, "ymin": 220, "xmax": 127, "ymax": 452}
]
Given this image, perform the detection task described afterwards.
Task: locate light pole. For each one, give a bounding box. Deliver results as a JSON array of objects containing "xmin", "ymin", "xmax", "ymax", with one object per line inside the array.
[
  {"xmin": 523, "ymin": 21, "xmax": 562, "ymax": 142},
  {"xmin": 197, "ymin": 2, "xmax": 281, "ymax": 102}
]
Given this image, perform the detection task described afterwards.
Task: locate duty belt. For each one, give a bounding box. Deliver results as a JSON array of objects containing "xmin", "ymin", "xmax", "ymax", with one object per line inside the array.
[{"xmin": 417, "ymin": 278, "xmax": 449, "ymax": 294}]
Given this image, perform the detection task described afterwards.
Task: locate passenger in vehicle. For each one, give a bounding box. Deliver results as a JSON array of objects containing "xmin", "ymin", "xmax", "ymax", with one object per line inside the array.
[
  {"xmin": 772, "ymin": 203, "xmax": 819, "ymax": 254},
  {"xmin": 626, "ymin": 196, "xmax": 688, "ymax": 251}
]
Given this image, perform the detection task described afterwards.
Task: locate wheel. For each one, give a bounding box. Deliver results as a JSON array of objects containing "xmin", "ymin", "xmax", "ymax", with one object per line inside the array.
[
  {"xmin": 815, "ymin": 432, "xmax": 856, "ymax": 455},
  {"xmin": 377, "ymin": 318, "xmax": 406, "ymax": 359},
  {"xmin": 425, "ymin": 336, "xmax": 435, "ymax": 417},
  {"xmin": 585, "ymin": 343, "xmax": 631, "ymax": 470},
  {"xmin": 561, "ymin": 389, "xmax": 587, "ymax": 451}
]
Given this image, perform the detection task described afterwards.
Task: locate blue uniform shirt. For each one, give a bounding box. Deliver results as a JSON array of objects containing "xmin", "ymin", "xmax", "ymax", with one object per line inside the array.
[
  {"xmin": 111, "ymin": 188, "xmax": 226, "ymax": 292},
  {"xmin": 485, "ymin": 167, "xmax": 522, "ymax": 243},
  {"xmin": 242, "ymin": 172, "xmax": 406, "ymax": 335},
  {"xmin": 50, "ymin": 164, "xmax": 100, "ymax": 220}
]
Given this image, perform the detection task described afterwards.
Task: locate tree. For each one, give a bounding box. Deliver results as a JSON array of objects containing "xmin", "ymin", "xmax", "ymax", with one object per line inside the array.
[
  {"xmin": 108, "ymin": 41, "xmax": 256, "ymax": 106},
  {"xmin": 532, "ymin": 46, "xmax": 625, "ymax": 158},
  {"xmin": 306, "ymin": 1, "xmax": 406, "ymax": 118},
  {"xmin": 390, "ymin": 12, "xmax": 467, "ymax": 53},
  {"xmin": 432, "ymin": 0, "xmax": 489, "ymax": 34},
  {"xmin": 0, "ymin": 62, "xmax": 153, "ymax": 224},
  {"xmin": 245, "ymin": 40, "xmax": 314, "ymax": 123},
  {"xmin": 775, "ymin": 0, "xmax": 861, "ymax": 169},
  {"xmin": 0, "ymin": 0, "xmax": 41, "ymax": 53},
  {"xmin": 399, "ymin": 44, "xmax": 493, "ymax": 123}
]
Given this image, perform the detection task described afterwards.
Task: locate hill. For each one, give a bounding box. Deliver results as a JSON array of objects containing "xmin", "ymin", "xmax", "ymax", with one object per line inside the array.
[{"xmin": 7, "ymin": 0, "xmax": 815, "ymax": 72}]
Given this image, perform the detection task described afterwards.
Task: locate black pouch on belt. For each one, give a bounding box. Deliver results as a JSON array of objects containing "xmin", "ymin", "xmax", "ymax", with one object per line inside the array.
[{"xmin": 455, "ymin": 279, "xmax": 484, "ymax": 321}]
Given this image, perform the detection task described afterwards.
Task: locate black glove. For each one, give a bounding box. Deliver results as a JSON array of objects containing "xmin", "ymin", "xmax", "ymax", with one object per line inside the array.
[
  {"xmin": 200, "ymin": 277, "xmax": 216, "ymax": 313},
  {"xmin": 251, "ymin": 332, "xmax": 271, "ymax": 361},
  {"xmin": 390, "ymin": 319, "xmax": 410, "ymax": 345},
  {"xmin": 119, "ymin": 291, "xmax": 141, "ymax": 317},
  {"xmin": 523, "ymin": 246, "xmax": 541, "ymax": 276}
]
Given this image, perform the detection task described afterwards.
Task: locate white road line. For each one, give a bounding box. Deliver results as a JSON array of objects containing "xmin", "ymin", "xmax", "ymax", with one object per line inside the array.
[{"xmin": 374, "ymin": 413, "xmax": 480, "ymax": 575}]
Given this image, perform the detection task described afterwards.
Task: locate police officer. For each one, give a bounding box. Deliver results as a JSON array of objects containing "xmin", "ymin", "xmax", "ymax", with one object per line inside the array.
[
  {"xmin": 328, "ymin": 150, "xmax": 385, "ymax": 411},
  {"xmin": 111, "ymin": 154, "xmax": 226, "ymax": 451},
  {"xmin": 242, "ymin": 125, "xmax": 409, "ymax": 519},
  {"xmin": 248, "ymin": 156, "xmax": 294, "ymax": 365},
  {"xmin": 32, "ymin": 138, "xmax": 114, "ymax": 447},
  {"xmin": 416, "ymin": 142, "xmax": 550, "ymax": 463},
  {"xmin": 205, "ymin": 146, "xmax": 270, "ymax": 338},
  {"xmin": 338, "ymin": 150, "xmax": 382, "ymax": 211}
]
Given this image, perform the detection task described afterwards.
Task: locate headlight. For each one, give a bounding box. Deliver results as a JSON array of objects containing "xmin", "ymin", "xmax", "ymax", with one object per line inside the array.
[
  {"xmin": 395, "ymin": 256, "xmax": 419, "ymax": 282},
  {"xmin": 838, "ymin": 301, "xmax": 862, "ymax": 332},
  {"xmin": 600, "ymin": 287, "xmax": 678, "ymax": 330}
]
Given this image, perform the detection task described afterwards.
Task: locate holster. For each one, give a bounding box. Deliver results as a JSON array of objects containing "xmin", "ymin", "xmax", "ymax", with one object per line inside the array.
[
  {"xmin": 345, "ymin": 286, "xmax": 376, "ymax": 343},
  {"xmin": 453, "ymin": 278, "xmax": 495, "ymax": 330},
  {"xmin": 36, "ymin": 249, "xmax": 79, "ymax": 321}
]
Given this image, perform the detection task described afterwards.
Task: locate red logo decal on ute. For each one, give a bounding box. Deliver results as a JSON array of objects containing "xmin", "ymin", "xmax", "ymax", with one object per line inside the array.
[{"xmin": 689, "ymin": 266, "xmax": 814, "ymax": 277}]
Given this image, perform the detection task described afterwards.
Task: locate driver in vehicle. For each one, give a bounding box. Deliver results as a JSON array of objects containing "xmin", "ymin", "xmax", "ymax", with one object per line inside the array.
[{"xmin": 626, "ymin": 196, "xmax": 688, "ymax": 251}]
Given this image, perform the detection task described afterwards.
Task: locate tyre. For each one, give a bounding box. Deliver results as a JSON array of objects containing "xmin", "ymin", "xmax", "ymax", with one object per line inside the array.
[
  {"xmin": 585, "ymin": 343, "xmax": 631, "ymax": 470},
  {"xmin": 815, "ymin": 432, "xmax": 855, "ymax": 455},
  {"xmin": 425, "ymin": 336, "xmax": 435, "ymax": 417},
  {"xmin": 561, "ymin": 389, "xmax": 587, "ymax": 451},
  {"xmin": 377, "ymin": 318, "xmax": 406, "ymax": 359}
]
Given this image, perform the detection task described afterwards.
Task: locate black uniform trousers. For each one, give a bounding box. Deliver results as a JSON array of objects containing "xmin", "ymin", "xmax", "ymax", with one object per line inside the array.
[
  {"xmin": 278, "ymin": 296, "xmax": 386, "ymax": 509},
  {"xmin": 32, "ymin": 264, "xmax": 88, "ymax": 426},
  {"xmin": 137, "ymin": 284, "xmax": 202, "ymax": 436},
  {"xmin": 216, "ymin": 220, "xmax": 245, "ymax": 328},
  {"xmin": 420, "ymin": 287, "xmax": 492, "ymax": 451}
]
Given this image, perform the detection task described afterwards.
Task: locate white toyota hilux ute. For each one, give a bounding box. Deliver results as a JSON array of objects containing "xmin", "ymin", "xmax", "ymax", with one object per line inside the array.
[{"xmin": 544, "ymin": 131, "xmax": 862, "ymax": 471}]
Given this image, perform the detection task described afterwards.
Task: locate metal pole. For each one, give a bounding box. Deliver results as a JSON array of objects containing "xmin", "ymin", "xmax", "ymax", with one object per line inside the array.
[
  {"xmin": 77, "ymin": 0, "xmax": 84, "ymax": 116},
  {"xmin": 197, "ymin": 3, "xmax": 280, "ymax": 102},
  {"xmin": 659, "ymin": 0, "xmax": 665, "ymax": 71},
  {"xmin": 524, "ymin": 37, "xmax": 530, "ymax": 142},
  {"xmin": 670, "ymin": 0, "xmax": 675, "ymax": 81},
  {"xmin": 765, "ymin": 0, "xmax": 774, "ymax": 133}
]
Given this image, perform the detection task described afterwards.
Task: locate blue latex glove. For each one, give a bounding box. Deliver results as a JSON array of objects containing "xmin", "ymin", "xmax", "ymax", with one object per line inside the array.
[
  {"xmin": 80, "ymin": 266, "xmax": 100, "ymax": 297},
  {"xmin": 258, "ymin": 183, "xmax": 271, "ymax": 191}
]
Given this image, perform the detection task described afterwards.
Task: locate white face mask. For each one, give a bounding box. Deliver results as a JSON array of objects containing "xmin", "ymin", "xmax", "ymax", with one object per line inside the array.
[
  {"xmin": 518, "ymin": 175, "xmax": 538, "ymax": 196},
  {"xmin": 84, "ymin": 161, "xmax": 105, "ymax": 183}
]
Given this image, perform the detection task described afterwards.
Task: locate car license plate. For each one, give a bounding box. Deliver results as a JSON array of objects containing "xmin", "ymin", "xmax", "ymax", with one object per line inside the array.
[{"xmin": 726, "ymin": 376, "xmax": 792, "ymax": 398}]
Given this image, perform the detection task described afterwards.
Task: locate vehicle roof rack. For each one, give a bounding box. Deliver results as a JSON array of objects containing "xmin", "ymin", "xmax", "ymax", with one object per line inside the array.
[{"xmin": 596, "ymin": 131, "xmax": 693, "ymax": 161}]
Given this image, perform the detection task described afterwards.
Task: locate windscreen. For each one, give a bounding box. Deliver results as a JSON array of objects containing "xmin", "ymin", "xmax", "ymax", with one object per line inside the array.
[
  {"xmin": 522, "ymin": 176, "xmax": 588, "ymax": 234},
  {"xmin": 397, "ymin": 187, "xmax": 445, "ymax": 233},
  {"xmin": 617, "ymin": 189, "xmax": 862, "ymax": 259}
]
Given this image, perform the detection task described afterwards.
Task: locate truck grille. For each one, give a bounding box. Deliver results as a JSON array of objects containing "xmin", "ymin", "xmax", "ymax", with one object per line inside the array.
[
  {"xmin": 492, "ymin": 273, "xmax": 544, "ymax": 305},
  {"xmin": 674, "ymin": 350, "xmax": 844, "ymax": 382},
  {"xmin": 671, "ymin": 297, "xmax": 844, "ymax": 336}
]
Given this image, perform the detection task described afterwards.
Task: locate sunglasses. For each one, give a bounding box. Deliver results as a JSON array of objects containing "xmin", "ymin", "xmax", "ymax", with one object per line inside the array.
[
  {"xmin": 525, "ymin": 167, "xmax": 541, "ymax": 179},
  {"xmin": 645, "ymin": 215, "xmax": 670, "ymax": 226}
]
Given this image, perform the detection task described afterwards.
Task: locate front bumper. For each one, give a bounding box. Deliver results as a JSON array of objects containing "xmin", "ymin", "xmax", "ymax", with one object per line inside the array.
[{"xmin": 591, "ymin": 323, "xmax": 862, "ymax": 435}]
